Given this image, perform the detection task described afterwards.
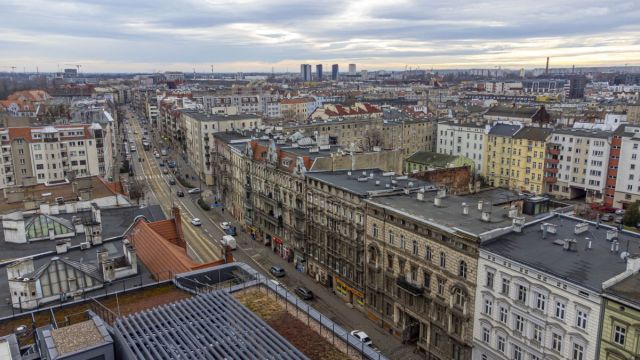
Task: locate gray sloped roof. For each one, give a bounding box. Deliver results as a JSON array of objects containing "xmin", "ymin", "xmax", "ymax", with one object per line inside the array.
[
  {"xmin": 406, "ymin": 151, "xmax": 462, "ymax": 167},
  {"xmin": 489, "ymin": 124, "xmax": 521, "ymax": 137},
  {"xmin": 28, "ymin": 257, "xmax": 102, "ymax": 282},
  {"xmin": 114, "ymin": 291, "xmax": 308, "ymax": 360}
]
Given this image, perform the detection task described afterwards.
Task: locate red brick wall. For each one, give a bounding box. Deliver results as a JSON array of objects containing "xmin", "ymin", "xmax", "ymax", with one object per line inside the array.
[{"xmin": 411, "ymin": 166, "xmax": 471, "ymax": 193}]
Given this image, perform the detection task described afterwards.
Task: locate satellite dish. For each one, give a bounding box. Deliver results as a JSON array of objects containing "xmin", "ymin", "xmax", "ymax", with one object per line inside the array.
[{"xmin": 620, "ymin": 251, "xmax": 630, "ymax": 261}]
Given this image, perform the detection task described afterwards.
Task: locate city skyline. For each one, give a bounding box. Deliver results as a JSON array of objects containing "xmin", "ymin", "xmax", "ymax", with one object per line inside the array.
[{"xmin": 1, "ymin": 0, "xmax": 640, "ymax": 73}]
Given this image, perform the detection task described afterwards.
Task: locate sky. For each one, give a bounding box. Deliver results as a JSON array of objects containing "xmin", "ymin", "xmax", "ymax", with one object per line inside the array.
[{"xmin": 2, "ymin": 0, "xmax": 640, "ymax": 73}]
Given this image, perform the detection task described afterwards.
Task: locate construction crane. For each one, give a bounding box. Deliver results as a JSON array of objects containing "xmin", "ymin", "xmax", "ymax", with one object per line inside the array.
[
  {"xmin": 1, "ymin": 66, "xmax": 16, "ymax": 72},
  {"xmin": 64, "ymin": 63, "xmax": 82, "ymax": 73}
]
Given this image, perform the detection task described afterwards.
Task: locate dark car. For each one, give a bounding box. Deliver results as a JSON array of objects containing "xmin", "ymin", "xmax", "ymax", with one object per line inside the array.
[
  {"xmin": 177, "ymin": 190, "xmax": 185, "ymax": 197},
  {"xmin": 295, "ymin": 287, "xmax": 314, "ymax": 300},
  {"xmin": 168, "ymin": 178, "xmax": 176, "ymax": 185},
  {"xmin": 270, "ymin": 266, "xmax": 285, "ymax": 277}
]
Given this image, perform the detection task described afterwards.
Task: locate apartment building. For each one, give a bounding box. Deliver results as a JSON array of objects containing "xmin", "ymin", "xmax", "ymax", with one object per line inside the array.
[
  {"xmin": 473, "ymin": 214, "xmax": 640, "ymax": 360},
  {"xmin": 364, "ymin": 188, "xmax": 525, "ymax": 360},
  {"xmin": 310, "ymin": 103, "xmax": 382, "ymax": 121},
  {"xmin": 0, "ymin": 124, "xmax": 110, "ymax": 188},
  {"xmin": 613, "ymin": 124, "xmax": 640, "ymax": 208},
  {"xmin": 383, "ymin": 119, "xmax": 436, "ymax": 155},
  {"xmin": 548, "ymin": 128, "xmax": 612, "ymax": 202},
  {"xmin": 437, "ymin": 121, "xmax": 488, "ymax": 172},
  {"xmin": 484, "ymin": 125, "xmax": 551, "ymax": 194},
  {"xmin": 483, "ymin": 106, "xmax": 550, "ymax": 125},
  {"xmin": 599, "ymin": 271, "xmax": 640, "ymax": 360},
  {"xmin": 244, "ymin": 140, "xmax": 311, "ymax": 264},
  {"xmin": 304, "ymin": 170, "xmax": 425, "ymax": 310},
  {"xmin": 281, "ymin": 97, "xmax": 317, "ymax": 120},
  {"xmin": 180, "ymin": 110, "xmax": 261, "ymax": 185}
]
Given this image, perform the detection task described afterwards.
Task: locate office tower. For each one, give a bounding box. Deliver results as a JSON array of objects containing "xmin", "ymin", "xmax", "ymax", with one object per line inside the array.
[
  {"xmin": 316, "ymin": 64, "xmax": 323, "ymax": 81},
  {"xmin": 348, "ymin": 64, "xmax": 356, "ymax": 75},
  {"xmin": 331, "ymin": 64, "xmax": 339, "ymax": 80},
  {"xmin": 300, "ymin": 64, "xmax": 312, "ymax": 81}
]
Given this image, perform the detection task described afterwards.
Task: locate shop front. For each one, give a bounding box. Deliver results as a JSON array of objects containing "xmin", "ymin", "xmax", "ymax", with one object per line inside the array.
[
  {"xmin": 308, "ymin": 261, "xmax": 329, "ymax": 287},
  {"xmin": 334, "ymin": 276, "xmax": 365, "ymax": 310}
]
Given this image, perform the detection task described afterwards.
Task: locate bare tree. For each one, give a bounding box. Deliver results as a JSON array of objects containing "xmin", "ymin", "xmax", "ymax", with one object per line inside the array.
[
  {"xmin": 362, "ymin": 129, "xmax": 384, "ymax": 151},
  {"xmin": 128, "ymin": 178, "xmax": 147, "ymax": 205}
]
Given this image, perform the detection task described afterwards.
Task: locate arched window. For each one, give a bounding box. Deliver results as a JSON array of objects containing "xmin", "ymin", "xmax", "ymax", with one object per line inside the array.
[
  {"xmin": 459, "ymin": 260, "xmax": 468, "ymax": 279},
  {"xmin": 425, "ymin": 246, "xmax": 432, "ymax": 261}
]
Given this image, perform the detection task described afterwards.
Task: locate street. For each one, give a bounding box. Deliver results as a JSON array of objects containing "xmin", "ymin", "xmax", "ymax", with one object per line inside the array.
[{"xmin": 122, "ymin": 106, "xmax": 422, "ymax": 360}]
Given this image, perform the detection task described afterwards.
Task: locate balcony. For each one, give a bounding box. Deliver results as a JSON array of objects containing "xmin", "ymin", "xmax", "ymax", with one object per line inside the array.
[
  {"xmin": 547, "ymin": 147, "xmax": 561, "ymax": 156},
  {"xmin": 544, "ymin": 176, "xmax": 557, "ymax": 184},
  {"xmin": 396, "ymin": 276, "xmax": 424, "ymax": 296},
  {"xmin": 545, "ymin": 167, "xmax": 558, "ymax": 173},
  {"xmin": 43, "ymin": 137, "xmax": 58, "ymax": 143},
  {"xmin": 545, "ymin": 157, "xmax": 559, "ymax": 164}
]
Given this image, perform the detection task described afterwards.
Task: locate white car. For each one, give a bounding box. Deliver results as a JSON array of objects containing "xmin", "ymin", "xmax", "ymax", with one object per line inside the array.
[
  {"xmin": 220, "ymin": 222, "xmax": 231, "ymax": 230},
  {"xmin": 154, "ymin": 152, "xmax": 160, "ymax": 158},
  {"xmin": 188, "ymin": 188, "xmax": 201, "ymax": 194},
  {"xmin": 350, "ymin": 330, "xmax": 372, "ymax": 346},
  {"xmin": 615, "ymin": 209, "xmax": 625, "ymax": 215},
  {"xmin": 191, "ymin": 218, "xmax": 202, "ymax": 226}
]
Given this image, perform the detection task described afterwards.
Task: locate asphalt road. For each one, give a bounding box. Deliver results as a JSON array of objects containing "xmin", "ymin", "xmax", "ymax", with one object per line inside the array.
[{"xmin": 122, "ymin": 106, "xmax": 423, "ymax": 360}]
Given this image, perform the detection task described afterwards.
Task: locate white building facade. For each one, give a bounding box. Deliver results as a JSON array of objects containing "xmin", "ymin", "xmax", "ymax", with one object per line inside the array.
[
  {"xmin": 436, "ymin": 121, "xmax": 488, "ymax": 172},
  {"xmin": 614, "ymin": 125, "xmax": 640, "ymax": 206},
  {"xmin": 473, "ymin": 249, "xmax": 601, "ymax": 360}
]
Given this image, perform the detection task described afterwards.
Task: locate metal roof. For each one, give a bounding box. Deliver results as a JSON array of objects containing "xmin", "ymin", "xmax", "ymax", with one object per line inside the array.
[{"xmin": 114, "ymin": 291, "xmax": 308, "ymax": 360}]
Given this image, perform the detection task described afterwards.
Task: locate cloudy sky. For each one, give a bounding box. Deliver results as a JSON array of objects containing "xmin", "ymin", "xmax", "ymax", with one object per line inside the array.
[{"xmin": 2, "ymin": 0, "xmax": 639, "ymax": 73}]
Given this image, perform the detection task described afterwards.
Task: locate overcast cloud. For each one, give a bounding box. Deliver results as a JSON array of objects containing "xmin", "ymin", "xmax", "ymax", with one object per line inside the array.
[{"xmin": 1, "ymin": 0, "xmax": 639, "ymax": 72}]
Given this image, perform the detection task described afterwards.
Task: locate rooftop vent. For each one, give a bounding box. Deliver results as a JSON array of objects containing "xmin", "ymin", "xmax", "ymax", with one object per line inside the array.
[
  {"xmin": 574, "ymin": 222, "xmax": 588, "ymax": 235},
  {"xmin": 563, "ymin": 238, "xmax": 577, "ymax": 252},
  {"xmin": 606, "ymin": 229, "xmax": 618, "ymax": 241},
  {"xmin": 417, "ymin": 192, "xmax": 424, "ymax": 201},
  {"xmin": 375, "ymin": 180, "xmax": 380, "ymax": 186},
  {"xmin": 434, "ymin": 197, "xmax": 442, "ymax": 207},
  {"xmin": 382, "ymin": 172, "xmax": 395, "ymax": 177},
  {"xmin": 512, "ymin": 216, "xmax": 526, "ymax": 233},
  {"xmin": 481, "ymin": 210, "xmax": 491, "ymax": 222},
  {"xmin": 477, "ymin": 200, "xmax": 484, "ymax": 211},
  {"xmin": 347, "ymin": 171, "xmax": 352, "ymax": 176},
  {"xmin": 462, "ymin": 203, "xmax": 469, "ymax": 215},
  {"xmin": 437, "ymin": 188, "xmax": 447, "ymax": 199},
  {"xmin": 610, "ymin": 240, "xmax": 620, "ymax": 253},
  {"xmin": 508, "ymin": 205, "xmax": 518, "ymax": 219},
  {"xmin": 407, "ymin": 181, "xmax": 413, "ymax": 187},
  {"xmin": 385, "ymin": 184, "xmax": 390, "ymax": 188},
  {"xmin": 369, "ymin": 172, "xmax": 374, "ymax": 179},
  {"xmin": 357, "ymin": 177, "xmax": 368, "ymax": 182},
  {"xmin": 540, "ymin": 223, "xmax": 557, "ymax": 238},
  {"xmin": 391, "ymin": 179, "xmax": 397, "ymax": 185},
  {"xmin": 362, "ymin": 171, "xmax": 367, "ymax": 176}
]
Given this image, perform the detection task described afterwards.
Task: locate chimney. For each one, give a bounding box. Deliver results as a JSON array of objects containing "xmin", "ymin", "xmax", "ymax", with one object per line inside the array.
[
  {"xmin": 434, "ymin": 197, "xmax": 442, "ymax": 207},
  {"xmin": 172, "ymin": 206, "xmax": 186, "ymax": 248},
  {"xmin": 563, "ymin": 239, "xmax": 577, "ymax": 252},
  {"xmin": 512, "ymin": 216, "xmax": 525, "ymax": 233},
  {"xmin": 347, "ymin": 171, "xmax": 352, "ymax": 176},
  {"xmin": 462, "ymin": 203, "xmax": 469, "ymax": 215},
  {"xmin": 606, "ymin": 229, "xmax": 618, "ymax": 242},
  {"xmin": 97, "ymin": 247, "xmax": 109, "ymax": 265},
  {"xmin": 55, "ymin": 240, "xmax": 68, "ymax": 254},
  {"xmin": 587, "ymin": 239, "xmax": 592, "ymax": 250},
  {"xmin": 574, "ymin": 223, "xmax": 588, "ymax": 235},
  {"xmin": 481, "ymin": 210, "xmax": 491, "ymax": 222},
  {"xmin": 508, "ymin": 205, "xmax": 518, "ymax": 219},
  {"xmin": 417, "ymin": 192, "xmax": 424, "ymax": 201},
  {"xmin": 477, "ymin": 200, "xmax": 484, "ymax": 211}
]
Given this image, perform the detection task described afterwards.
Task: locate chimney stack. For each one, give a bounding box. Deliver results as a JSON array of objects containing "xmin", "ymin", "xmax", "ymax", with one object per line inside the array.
[{"xmin": 462, "ymin": 203, "xmax": 469, "ymax": 215}]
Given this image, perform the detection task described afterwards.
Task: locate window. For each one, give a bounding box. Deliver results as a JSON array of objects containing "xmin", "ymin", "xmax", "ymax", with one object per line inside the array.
[
  {"xmin": 572, "ymin": 343, "xmax": 584, "ymax": 360},
  {"xmin": 499, "ymin": 306, "xmax": 508, "ymax": 323},
  {"xmin": 552, "ymin": 333, "xmax": 563, "ymax": 352},
  {"xmin": 535, "ymin": 292, "xmax": 547, "ymax": 312},
  {"xmin": 502, "ymin": 278, "xmax": 510, "ymax": 295},
  {"xmin": 555, "ymin": 301, "xmax": 566, "ymax": 320},
  {"xmin": 515, "ymin": 314, "xmax": 525, "ymax": 333},
  {"xmin": 373, "ymin": 224, "xmax": 378, "ymax": 238},
  {"xmin": 513, "ymin": 345, "xmax": 523, "ymax": 360},
  {"xmin": 533, "ymin": 324, "xmax": 543, "ymax": 343},
  {"xmin": 437, "ymin": 278, "xmax": 445, "ymax": 295},
  {"xmin": 517, "ymin": 284, "xmax": 528, "ymax": 303},
  {"xmin": 482, "ymin": 327, "xmax": 490, "ymax": 343},
  {"xmin": 484, "ymin": 299, "xmax": 493, "ymax": 315},
  {"xmin": 388, "ymin": 230, "xmax": 394, "ymax": 245},
  {"xmin": 576, "ymin": 309, "xmax": 588, "ymax": 330},
  {"xmin": 497, "ymin": 335, "xmax": 505, "ymax": 353},
  {"xmin": 423, "ymin": 271, "xmax": 431, "ymax": 288},
  {"xmin": 459, "ymin": 261, "xmax": 467, "ymax": 278},
  {"xmin": 614, "ymin": 324, "xmax": 626, "ymax": 345},
  {"xmin": 486, "ymin": 272, "xmax": 494, "ymax": 288},
  {"xmin": 400, "ymin": 235, "xmax": 405, "ymax": 249},
  {"xmin": 425, "ymin": 245, "xmax": 432, "ymax": 260},
  {"xmin": 439, "ymin": 252, "xmax": 446, "ymax": 268},
  {"xmin": 412, "ymin": 240, "xmax": 418, "ymax": 256}
]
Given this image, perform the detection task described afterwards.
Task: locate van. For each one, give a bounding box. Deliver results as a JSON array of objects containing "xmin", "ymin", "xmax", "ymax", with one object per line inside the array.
[
  {"xmin": 161, "ymin": 149, "xmax": 168, "ymax": 156},
  {"xmin": 220, "ymin": 235, "xmax": 237, "ymax": 250}
]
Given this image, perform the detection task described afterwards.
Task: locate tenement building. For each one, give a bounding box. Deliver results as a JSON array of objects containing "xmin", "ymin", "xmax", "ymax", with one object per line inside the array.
[
  {"xmin": 473, "ymin": 213, "xmax": 640, "ymax": 360},
  {"xmin": 365, "ymin": 187, "xmax": 528, "ymax": 360},
  {"xmin": 304, "ymin": 170, "xmax": 426, "ymax": 310}
]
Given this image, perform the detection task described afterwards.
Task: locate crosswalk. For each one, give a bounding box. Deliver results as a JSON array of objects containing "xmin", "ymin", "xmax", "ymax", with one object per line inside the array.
[{"xmin": 131, "ymin": 174, "xmax": 167, "ymax": 181}]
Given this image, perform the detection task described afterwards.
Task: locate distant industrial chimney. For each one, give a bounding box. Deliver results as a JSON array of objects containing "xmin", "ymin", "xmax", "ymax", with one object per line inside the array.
[{"xmin": 545, "ymin": 57, "xmax": 550, "ymax": 75}]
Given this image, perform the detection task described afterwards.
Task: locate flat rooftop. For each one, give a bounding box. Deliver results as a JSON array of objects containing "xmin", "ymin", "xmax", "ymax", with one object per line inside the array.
[
  {"xmin": 605, "ymin": 271, "xmax": 640, "ymax": 307},
  {"xmin": 307, "ymin": 169, "xmax": 433, "ymax": 196},
  {"xmin": 483, "ymin": 214, "xmax": 640, "ymax": 292},
  {"xmin": 49, "ymin": 318, "xmax": 111, "ymax": 357},
  {"xmin": 367, "ymin": 188, "xmax": 531, "ymax": 236}
]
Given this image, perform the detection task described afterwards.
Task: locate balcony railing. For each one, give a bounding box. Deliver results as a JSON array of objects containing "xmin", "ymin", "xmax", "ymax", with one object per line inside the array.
[
  {"xmin": 396, "ymin": 276, "xmax": 424, "ymax": 296},
  {"xmin": 544, "ymin": 176, "xmax": 557, "ymax": 183}
]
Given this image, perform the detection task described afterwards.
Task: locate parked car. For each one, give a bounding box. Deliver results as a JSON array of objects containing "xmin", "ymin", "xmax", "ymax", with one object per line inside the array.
[
  {"xmin": 188, "ymin": 188, "xmax": 201, "ymax": 194},
  {"xmin": 191, "ymin": 218, "xmax": 202, "ymax": 226},
  {"xmin": 154, "ymin": 152, "xmax": 160, "ymax": 158},
  {"xmin": 615, "ymin": 209, "xmax": 626, "ymax": 215},
  {"xmin": 600, "ymin": 214, "xmax": 613, "ymax": 222},
  {"xmin": 162, "ymin": 168, "xmax": 169, "ymax": 174},
  {"xmin": 295, "ymin": 287, "xmax": 314, "ymax": 300},
  {"xmin": 177, "ymin": 190, "xmax": 184, "ymax": 197},
  {"xmin": 168, "ymin": 178, "xmax": 176, "ymax": 185},
  {"xmin": 168, "ymin": 160, "xmax": 177, "ymax": 168},
  {"xmin": 220, "ymin": 222, "xmax": 231, "ymax": 230},
  {"xmin": 270, "ymin": 266, "xmax": 285, "ymax": 278},
  {"xmin": 350, "ymin": 330, "xmax": 372, "ymax": 346}
]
